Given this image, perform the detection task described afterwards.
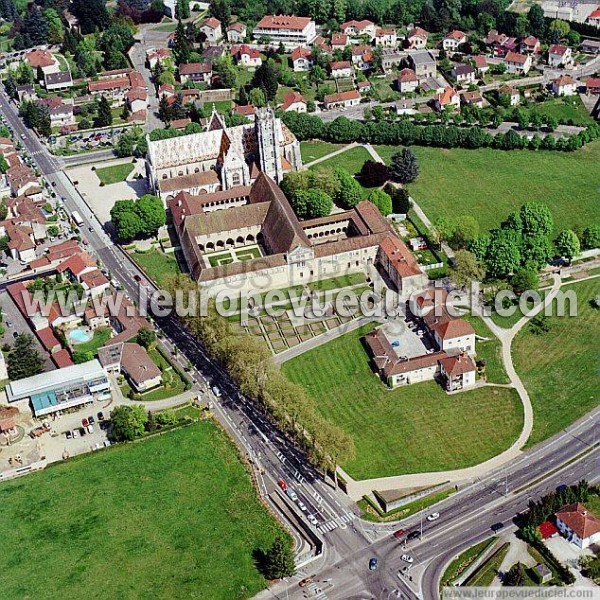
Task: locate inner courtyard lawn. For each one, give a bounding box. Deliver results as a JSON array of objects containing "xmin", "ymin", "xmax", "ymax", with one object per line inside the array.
[
  {"xmin": 513, "ymin": 278, "xmax": 600, "ymax": 446},
  {"xmin": 283, "ymin": 325, "xmax": 523, "ymax": 480},
  {"xmin": 130, "ymin": 248, "xmax": 182, "ymax": 287},
  {"xmin": 94, "ymin": 162, "xmax": 134, "ymax": 185},
  {"xmin": 374, "ymin": 143, "xmax": 600, "ymax": 234},
  {"xmin": 0, "ymin": 421, "xmax": 286, "ymax": 599}
]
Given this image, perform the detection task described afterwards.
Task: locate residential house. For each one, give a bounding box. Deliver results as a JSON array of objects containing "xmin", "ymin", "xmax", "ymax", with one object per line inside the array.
[
  {"xmin": 23, "ymin": 49, "xmax": 60, "ymax": 77},
  {"xmin": 460, "ymin": 90, "xmax": 484, "ymax": 107},
  {"xmin": 323, "ymin": 90, "xmax": 361, "ymax": 109},
  {"xmin": 555, "ymin": 503, "xmax": 600, "ymax": 549},
  {"xmin": 425, "ymin": 312, "xmax": 476, "ymax": 354},
  {"xmin": 551, "ymin": 74, "xmax": 577, "ymax": 96},
  {"xmin": 2, "ymin": 222, "xmax": 36, "ymax": 262},
  {"xmin": 126, "ymin": 87, "xmax": 148, "ymax": 113},
  {"xmin": 48, "ymin": 101, "xmax": 75, "ymax": 127},
  {"xmin": 582, "ymin": 39, "xmax": 600, "ymax": 54},
  {"xmin": 232, "ymin": 104, "xmax": 256, "ymax": 121},
  {"xmin": 381, "ymin": 48, "xmax": 406, "ymax": 72},
  {"xmin": 351, "ymin": 46, "xmax": 374, "ymax": 70},
  {"xmin": 498, "ymin": 84, "xmax": 520, "ymax": 105},
  {"xmin": 146, "ymin": 47, "xmax": 171, "ymax": 69},
  {"xmin": 290, "ymin": 46, "xmax": 313, "ymax": 71},
  {"xmin": 313, "ymin": 35, "xmax": 331, "ymax": 53},
  {"xmin": 202, "ymin": 45, "xmax": 225, "ymax": 63},
  {"xmin": 504, "ymin": 51, "xmax": 532, "ymax": 75},
  {"xmin": 397, "ymin": 68, "xmax": 418, "ymax": 93},
  {"xmin": 227, "ymin": 22, "xmax": 247, "ymax": 44},
  {"xmin": 101, "ymin": 342, "xmax": 162, "ymax": 393},
  {"xmin": 331, "ymin": 33, "xmax": 348, "ymax": 49},
  {"xmin": 451, "ymin": 64, "xmax": 476, "ymax": 85},
  {"xmin": 375, "ymin": 27, "xmax": 398, "ymax": 47},
  {"xmin": 158, "ymin": 83, "xmax": 175, "ymax": 99},
  {"xmin": 6, "ymin": 164, "xmax": 42, "ymax": 199},
  {"xmin": 178, "ymin": 62, "xmax": 212, "ymax": 84},
  {"xmin": 521, "ymin": 35, "xmax": 541, "ymax": 54},
  {"xmin": 16, "ymin": 84, "xmax": 36, "ymax": 103},
  {"xmin": 377, "ymin": 236, "xmax": 427, "ymax": 294},
  {"xmin": 485, "ymin": 30, "xmax": 517, "ymax": 57},
  {"xmin": 586, "ymin": 8, "xmax": 600, "ymax": 26},
  {"xmin": 170, "ymin": 117, "xmax": 192, "ymax": 130},
  {"xmin": 329, "ymin": 60, "xmax": 354, "ymax": 78},
  {"xmin": 548, "ymin": 44, "xmax": 572, "ymax": 68},
  {"xmin": 340, "ymin": 19, "xmax": 377, "ymax": 41},
  {"xmin": 44, "ymin": 71, "xmax": 73, "ymax": 92},
  {"xmin": 409, "ymin": 51, "xmax": 437, "ymax": 80},
  {"xmin": 87, "ymin": 71, "xmax": 141, "ymax": 105},
  {"xmin": 200, "ymin": 17, "xmax": 222, "ymax": 43},
  {"xmin": 230, "ymin": 44, "xmax": 262, "ymax": 68},
  {"xmin": 473, "ymin": 55, "xmax": 489, "ymax": 75},
  {"xmin": 281, "ymin": 91, "xmax": 307, "ymax": 113},
  {"xmin": 253, "ymin": 15, "xmax": 316, "ymax": 48},
  {"xmin": 443, "ymin": 30, "xmax": 466, "ymax": 53},
  {"xmin": 434, "ymin": 86, "xmax": 460, "ymax": 112},
  {"xmin": 439, "ymin": 353, "xmax": 477, "ymax": 392},
  {"xmin": 84, "ymin": 302, "xmax": 110, "ymax": 330},
  {"xmin": 356, "ymin": 80, "xmax": 372, "ymax": 94},
  {"xmin": 56, "ymin": 251, "xmax": 98, "ymax": 285},
  {"xmin": 406, "ymin": 26, "xmax": 428, "ymax": 49},
  {"xmin": 585, "ymin": 76, "xmax": 600, "ymax": 94},
  {"xmin": 80, "ymin": 269, "xmax": 110, "ymax": 297}
]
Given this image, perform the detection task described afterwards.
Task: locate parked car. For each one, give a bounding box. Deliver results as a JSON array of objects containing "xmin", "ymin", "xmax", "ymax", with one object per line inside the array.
[
  {"xmin": 369, "ymin": 558, "xmax": 378, "ymax": 571},
  {"xmin": 297, "ymin": 501, "xmax": 307, "ymax": 512},
  {"xmin": 286, "ymin": 488, "xmax": 298, "ymax": 501},
  {"xmin": 307, "ymin": 514, "xmax": 318, "ymax": 526},
  {"xmin": 72, "ymin": 429, "xmax": 79, "ymax": 438},
  {"xmin": 401, "ymin": 554, "xmax": 414, "ymax": 563},
  {"xmin": 79, "ymin": 427, "xmax": 86, "ymax": 436},
  {"xmin": 406, "ymin": 531, "xmax": 421, "ymax": 540},
  {"xmin": 299, "ymin": 577, "xmax": 312, "ymax": 587},
  {"xmin": 97, "ymin": 412, "xmax": 104, "ymax": 421},
  {"xmin": 277, "ymin": 479, "xmax": 287, "ymax": 492},
  {"xmin": 491, "ymin": 522, "xmax": 504, "ymax": 533},
  {"xmin": 65, "ymin": 430, "xmax": 73, "ymax": 439},
  {"xmin": 427, "ymin": 512, "xmax": 440, "ymax": 522},
  {"xmin": 88, "ymin": 416, "xmax": 95, "ymax": 424},
  {"xmin": 81, "ymin": 418, "xmax": 89, "ymax": 427},
  {"xmin": 86, "ymin": 424, "xmax": 94, "ymax": 434},
  {"xmin": 393, "ymin": 529, "xmax": 406, "ymax": 539}
]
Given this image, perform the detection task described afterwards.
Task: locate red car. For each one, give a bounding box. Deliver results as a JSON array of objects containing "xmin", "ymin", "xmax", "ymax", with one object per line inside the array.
[
  {"xmin": 277, "ymin": 479, "xmax": 287, "ymax": 492},
  {"xmin": 393, "ymin": 529, "xmax": 406, "ymax": 539},
  {"xmin": 81, "ymin": 418, "xmax": 89, "ymax": 427}
]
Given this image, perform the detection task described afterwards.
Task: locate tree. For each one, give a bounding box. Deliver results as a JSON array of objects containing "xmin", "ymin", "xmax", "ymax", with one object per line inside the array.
[
  {"xmin": 386, "ymin": 185, "xmax": 411, "ymax": 214},
  {"xmin": 136, "ymin": 194, "xmax": 167, "ymax": 236},
  {"xmin": 510, "ymin": 267, "xmax": 538, "ymax": 294},
  {"xmin": 23, "ymin": 6, "xmax": 49, "ymax": 46},
  {"xmin": 209, "ymin": 0, "xmax": 230, "ymax": 29},
  {"xmin": 263, "ymin": 536, "xmax": 295, "ymax": 580},
  {"xmin": 7, "ymin": 334, "xmax": 43, "ymax": 380},
  {"xmin": 545, "ymin": 115, "xmax": 558, "ymax": 132},
  {"xmin": 581, "ymin": 225, "xmax": 600, "ymax": 250},
  {"xmin": 4, "ymin": 74, "xmax": 17, "ymax": 100},
  {"xmin": 137, "ymin": 327, "xmax": 157, "ymax": 348},
  {"xmin": 252, "ymin": 61, "xmax": 278, "ymax": 102},
  {"xmin": 520, "ymin": 202, "xmax": 553, "ymax": 238},
  {"xmin": 334, "ymin": 167, "xmax": 363, "ymax": 208},
  {"xmin": 292, "ymin": 189, "xmax": 332, "ymax": 219},
  {"xmin": 451, "ymin": 215, "xmax": 479, "ymax": 249},
  {"xmin": 212, "ymin": 54, "xmax": 237, "ymax": 89},
  {"xmin": 504, "ymin": 563, "xmax": 526, "ymax": 586},
  {"xmin": 47, "ymin": 225, "xmax": 60, "ymax": 237},
  {"xmin": 173, "ymin": 19, "xmax": 192, "ymax": 65},
  {"xmin": 451, "ymin": 250, "xmax": 486, "ymax": 288},
  {"xmin": 527, "ymin": 4, "xmax": 545, "ymax": 38},
  {"xmin": 0, "ymin": 200, "xmax": 7, "ymax": 221},
  {"xmin": 548, "ymin": 19, "xmax": 569, "ymax": 42},
  {"xmin": 368, "ymin": 189, "xmax": 392, "ymax": 216},
  {"xmin": 485, "ymin": 228, "xmax": 522, "ymax": 279},
  {"xmin": 110, "ymin": 195, "xmax": 165, "ymax": 241},
  {"xmin": 359, "ymin": 159, "xmax": 389, "ymax": 187},
  {"xmin": 555, "ymin": 229, "xmax": 580, "ymax": 263},
  {"xmin": 110, "ymin": 405, "xmax": 148, "ymax": 441},
  {"xmin": 176, "ymin": 0, "xmax": 190, "ymax": 18},
  {"xmin": 95, "ymin": 96, "xmax": 113, "ymax": 128},
  {"xmin": 121, "ymin": 102, "xmax": 131, "ymax": 122},
  {"xmin": 71, "ymin": 0, "xmax": 110, "ymax": 34},
  {"xmin": 248, "ymin": 87, "xmax": 266, "ymax": 107},
  {"xmin": 44, "ymin": 8, "xmax": 65, "ymax": 45},
  {"xmin": 158, "ymin": 94, "xmax": 172, "ymax": 123},
  {"xmin": 36, "ymin": 103, "xmax": 52, "ymax": 138},
  {"xmin": 389, "ymin": 147, "xmax": 419, "ymax": 184}
]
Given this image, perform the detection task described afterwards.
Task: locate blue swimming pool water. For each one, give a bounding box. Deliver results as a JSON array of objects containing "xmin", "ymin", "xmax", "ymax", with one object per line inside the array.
[{"xmin": 68, "ymin": 328, "xmax": 93, "ymax": 344}]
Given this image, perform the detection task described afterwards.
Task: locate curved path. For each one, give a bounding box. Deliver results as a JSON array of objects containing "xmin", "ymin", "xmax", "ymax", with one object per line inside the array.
[{"xmin": 339, "ymin": 276, "xmax": 562, "ymax": 500}]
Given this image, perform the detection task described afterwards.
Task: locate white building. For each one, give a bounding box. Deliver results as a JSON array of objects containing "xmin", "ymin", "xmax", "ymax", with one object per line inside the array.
[
  {"xmin": 504, "ymin": 51, "xmax": 532, "ymax": 75},
  {"xmin": 555, "ymin": 503, "xmax": 600, "ymax": 549},
  {"xmin": 290, "ymin": 46, "xmax": 313, "ymax": 71},
  {"xmin": 200, "ymin": 17, "xmax": 222, "ymax": 43},
  {"xmin": 253, "ymin": 15, "xmax": 316, "ymax": 48},
  {"xmin": 548, "ymin": 44, "xmax": 573, "ymax": 68},
  {"xmin": 552, "ymin": 74, "xmax": 577, "ymax": 96},
  {"xmin": 443, "ymin": 30, "xmax": 467, "ymax": 53},
  {"xmin": 227, "ymin": 23, "xmax": 247, "ymax": 43},
  {"xmin": 5, "ymin": 359, "xmax": 111, "ymax": 417}
]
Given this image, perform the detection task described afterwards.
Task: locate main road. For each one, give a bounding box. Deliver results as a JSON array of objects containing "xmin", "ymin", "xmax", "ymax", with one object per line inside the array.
[{"xmin": 1, "ymin": 89, "xmax": 599, "ymax": 600}]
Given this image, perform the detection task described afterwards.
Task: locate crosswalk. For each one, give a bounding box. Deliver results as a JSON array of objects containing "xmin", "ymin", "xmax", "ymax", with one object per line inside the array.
[
  {"xmin": 306, "ymin": 582, "xmax": 328, "ymax": 599},
  {"xmin": 317, "ymin": 511, "xmax": 356, "ymax": 534}
]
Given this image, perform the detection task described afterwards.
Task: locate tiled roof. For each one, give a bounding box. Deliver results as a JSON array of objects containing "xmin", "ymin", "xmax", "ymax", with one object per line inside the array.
[
  {"xmin": 556, "ymin": 503, "xmax": 600, "ymax": 540},
  {"xmin": 256, "ymin": 15, "xmax": 312, "ymax": 30}
]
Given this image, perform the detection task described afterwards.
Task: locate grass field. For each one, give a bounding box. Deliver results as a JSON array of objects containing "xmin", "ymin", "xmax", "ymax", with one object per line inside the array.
[
  {"xmin": 0, "ymin": 421, "xmax": 286, "ymax": 599},
  {"xmin": 95, "ymin": 163, "xmax": 134, "ymax": 185},
  {"xmin": 513, "ymin": 279, "xmax": 600, "ymax": 446},
  {"xmin": 300, "ymin": 141, "xmax": 346, "ymax": 163},
  {"xmin": 441, "ymin": 539, "xmax": 497, "ymax": 587},
  {"xmin": 309, "ymin": 145, "xmax": 372, "ymax": 177},
  {"xmin": 71, "ymin": 327, "xmax": 112, "ymax": 356},
  {"xmin": 283, "ymin": 325, "xmax": 523, "ymax": 479},
  {"xmin": 528, "ymin": 97, "xmax": 596, "ymax": 127},
  {"xmin": 374, "ymin": 143, "xmax": 600, "ymax": 234},
  {"xmin": 464, "ymin": 316, "xmax": 510, "ymax": 384},
  {"xmin": 131, "ymin": 248, "xmax": 182, "ymax": 288},
  {"xmin": 464, "ymin": 542, "xmax": 510, "ymax": 586}
]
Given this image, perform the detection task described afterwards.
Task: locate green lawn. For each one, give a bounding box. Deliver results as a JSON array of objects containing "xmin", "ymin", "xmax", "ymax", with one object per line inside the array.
[
  {"xmin": 134, "ymin": 346, "xmax": 189, "ymax": 401},
  {"xmin": 488, "ymin": 290, "xmax": 548, "ymax": 330},
  {"xmin": 465, "ymin": 542, "xmax": 510, "ymax": 586},
  {"xmin": 441, "ymin": 539, "xmax": 497, "ymax": 587},
  {"xmin": 131, "ymin": 248, "xmax": 182, "ymax": 288},
  {"xmin": 95, "ymin": 162, "xmax": 134, "ymax": 185},
  {"xmin": 283, "ymin": 325, "xmax": 524, "ymax": 479},
  {"xmin": 528, "ymin": 97, "xmax": 596, "ymax": 127},
  {"xmin": 375, "ymin": 143, "xmax": 600, "ymax": 235},
  {"xmin": 513, "ymin": 279, "xmax": 600, "ymax": 446},
  {"xmin": 464, "ymin": 316, "xmax": 510, "ymax": 384},
  {"xmin": 71, "ymin": 327, "xmax": 112, "ymax": 356},
  {"xmin": 0, "ymin": 421, "xmax": 287, "ymax": 599},
  {"xmin": 300, "ymin": 141, "xmax": 346, "ymax": 163},
  {"xmin": 309, "ymin": 146, "xmax": 372, "ymax": 176}
]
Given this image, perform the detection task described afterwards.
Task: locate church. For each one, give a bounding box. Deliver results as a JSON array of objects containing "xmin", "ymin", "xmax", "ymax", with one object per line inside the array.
[{"xmin": 145, "ymin": 107, "xmax": 303, "ymax": 200}]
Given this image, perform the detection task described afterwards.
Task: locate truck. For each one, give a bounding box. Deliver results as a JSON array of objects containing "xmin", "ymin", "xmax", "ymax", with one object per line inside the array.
[{"xmin": 71, "ymin": 210, "xmax": 84, "ymax": 226}]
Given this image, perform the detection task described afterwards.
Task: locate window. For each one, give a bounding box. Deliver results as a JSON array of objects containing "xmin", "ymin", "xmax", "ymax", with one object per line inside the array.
[{"xmin": 232, "ymin": 173, "xmax": 241, "ymax": 186}]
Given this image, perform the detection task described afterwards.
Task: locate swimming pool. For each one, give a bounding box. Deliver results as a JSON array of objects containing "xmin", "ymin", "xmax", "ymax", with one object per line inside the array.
[{"xmin": 68, "ymin": 328, "xmax": 93, "ymax": 344}]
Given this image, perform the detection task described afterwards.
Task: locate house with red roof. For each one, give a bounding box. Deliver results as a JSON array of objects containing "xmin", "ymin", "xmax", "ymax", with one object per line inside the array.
[
  {"xmin": 281, "ymin": 91, "xmax": 307, "ymax": 113},
  {"xmin": 340, "ymin": 19, "xmax": 377, "ymax": 41},
  {"xmin": 504, "ymin": 51, "xmax": 532, "ymax": 75},
  {"xmin": 406, "ymin": 27, "xmax": 428, "ymax": 49},
  {"xmin": 428, "ymin": 316, "xmax": 476, "ymax": 354},
  {"xmin": 331, "ymin": 33, "xmax": 348, "ymax": 49},
  {"xmin": 443, "ymin": 30, "xmax": 466, "ymax": 53},
  {"xmin": 548, "ymin": 44, "xmax": 572, "ymax": 68},
  {"xmin": 178, "ymin": 62, "xmax": 212, "ymax": 85},
  {"xmin": 473, "ymin": 55, "xmax": 489, "ymax": 75},
  {"xmin": 231, "ymin": 104, "xmax": 256, "ymax": 121},
  {"xmin": 290, "ymin": 46, "xmax": 313, "ymax": 71},
  {"xmin": 434, "ymin": 86, "xmax": 460, "ymax": 112},
  {"xmin": 56, "ymin": 252, "xmax": 97, "ymax": 283},
  {"xmin": 552, "ymin": 74, "xmax": 577, "ymax": 96},
  {"xmin": 23, "ymin": 49, "xmax": 60, "ymax": 77},
  {"xmin": 375, "ymin": 27, "xmax": 398, "ymax": 47},
  {"xmin": 520, "ymin": 36, "xmax": 540, "ymax": 54},
  {"xmin": 227, "ymin": 22, "xmax": 247, "ymax": 44},
  {"xmin": 538, "ymin": 521, "xmax": 559, "ymax": 540},
  {"xmin": 586, "ymin": 8, "xmax": 600, "ymax": 27},
  {"xmin": 146, "ymin": 47, "xmax": 171, "ymax": 69},
  {"xmin": 230, "ymin": 44, "xmax": 262, "ymax": 68},
  {"xmin": 585, "ymin": 76, "xmax": 600, "ymax": 95},
  {"xmin": 200, "ymin": 17, "xmax": 222, "ymax": 43},
  {"xmin": 253, "ymin": 15, "xmax": 316, "ymax": 48},
  {"xmin": 329, "ymin": 60, "xmax": 354, "ymax": 78},
  {"xmin": 377, "ymin": 236, "xmax": 427, "ymax": 294},
  {"xmin": 555, "ymin": 503, "xmax": 600, "ymax": 548},
  {"xmin": 323, "ymin": 90, "xmax": 360, "ymax": 109}
]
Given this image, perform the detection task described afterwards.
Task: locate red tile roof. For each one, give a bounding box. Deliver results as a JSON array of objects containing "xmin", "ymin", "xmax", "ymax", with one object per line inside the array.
[
  {"xmin": 25, "ymin": 49, "xmax": 55, "ymax": 68},
  {"xmin": 440, "ymin": 352, "xmax": 476, "ymax": 376},
  {"xmin": 556, "ymin": 503, "xmax": 600, "ymax": 540},
  {"xmin": 432, "ymin": 319, "xmax": 475, "ymax": 340},
  {"xmin": 505, "ymin": 51, "xmax": 528, "ymax": 64},
  {"xmin": 538, "ymin": 521, "xmax": 558, "ymax": 539},
  {"xmin": 549, "ymin": 44, "xmax": 568, "ymax": 56},
  {"xmin": 202, "ymin": 16, "xmax": 221, "ymax": 29},
  {"xmin": 291, "ymin": 46, "xmax": 312, "ymax": 61},
  {"xmin": 398, "ymin": 68, "xmax": 417, "ymax": 82},
  {"xmin": 52, "ymin": 348, "xmax": 74, "ymax": 368},
  {"xmin": 445, "ymin": 30, "xmax": 465, "ymax": 41},
  {"xmin": 37, "ymin": 327, "xmax": 61, "ymax": 351},
  {"xmin": 380, "ymin": 235, "xmax": 423, "ymax": 278},
  {"xmin": 281, "ymin": 91, "xmax": 306, "ymax": 110},
  {"xmin": 256, "ymin": 15, "xmax": 312, "ymax": 31},
  {"xmin": 324, "ymin": 90, "xmax": 360, "ymax": 104}
]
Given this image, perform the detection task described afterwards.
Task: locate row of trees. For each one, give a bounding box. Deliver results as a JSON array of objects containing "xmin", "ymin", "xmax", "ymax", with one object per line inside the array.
[
  {"xmin": 110, "ymin": 194, "xmax": 166, "ymax": 241},
  {"xmin": 109, "ymin": 405, "xmax": 182, "ymax": 441},
  {"xmin": 280, "ymin": 113, "xmax": 600, "ymax": 154}
]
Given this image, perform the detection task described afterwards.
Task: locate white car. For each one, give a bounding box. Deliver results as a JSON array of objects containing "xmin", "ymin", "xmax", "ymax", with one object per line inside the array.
[
  {"xmin": 401, "ymin": 554, "xmax": 414, "ymax": 564},
  {"xmin": 427, "ymin": 512, "xmax": 440, "ymax": 522},
  {"xmin": 298, "ymin": 501, "xmax": 308, "ymax": 512},
  {"xmin": 286, "ymin": 488, "xmax": 298, "ymax": 501},
  {"xmin": 307, "ymin": 514, "xmax": 318, "ymax": 526},
  {"xmin": 72, "ymin": 429, "xmax": 79, "ymax": 438},
  {"xmin": 86, "ymin": 424, "xmax": 94, "ymax": 434}
]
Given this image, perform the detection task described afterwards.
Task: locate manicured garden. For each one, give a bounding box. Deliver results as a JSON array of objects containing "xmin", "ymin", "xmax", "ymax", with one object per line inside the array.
[
  {"xmin": 71, "ymin": 327, "xmax": 112, "ymax": 356},
  {"xmin": 130, "ymin": 248, "xmax": 183, "ymax": 288},
  {"xmin": 0, "ymin": 421, "xmax": 287, "ymax": 599},
  {"xmin": 283, "ymin": 325, "xmax": 524, "ymax": 479},
  {"xmin": 374, "ymin": 143, "xmax": 600, "ymax": 235},
  {"xmin": 513, "ymin": 279, "xmax": 600, "ymax": 446},
  {"xmin": 95, "ymin": 162, "xmax": 134, "ymax": 185}
]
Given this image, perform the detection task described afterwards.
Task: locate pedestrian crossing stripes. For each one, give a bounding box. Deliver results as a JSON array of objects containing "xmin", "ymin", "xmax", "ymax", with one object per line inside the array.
[
  {"xmin": 307, "ymin": 582, "xmax": 328, "ymax": 599},
  {"xmin": 317, "ymin": 512, "xmax": 356, "ymax": 534}
]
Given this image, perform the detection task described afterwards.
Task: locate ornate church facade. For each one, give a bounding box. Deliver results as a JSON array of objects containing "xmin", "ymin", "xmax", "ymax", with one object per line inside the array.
[{"xmin": 145, "ymin": 107, "xmax": 302, "ymax": 200}]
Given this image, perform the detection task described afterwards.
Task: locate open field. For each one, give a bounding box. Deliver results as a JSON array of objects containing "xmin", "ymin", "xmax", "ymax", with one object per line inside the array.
[
  {"xmin": 95, "ymin": 163, "xmax": 134, "ymax": 185},
  {"xmin": 308, "ymin": 145, "xmax": 372, "ymax": 177},
  {"xmin": 0, "ymin": 421, "xmax": 286, "ymax": 599},
  {"xmin": 464, "ymin": 316, "xmax": 510, "ymax": 384},
  {"xmin": 300, "ymin": 141, "xmax": 346, "ymax": 163},
  {"xmin": 513, "ymin": 279, "xmax": 600, "ymax": 446},
  {"xmin": 526, "ymin": 97, "xmax": 596, "ymax": 127},
  {"xmin": 375, "ymin": 143, "xmax": 600, "ymax": 234},
  {"xmin": 130, "ymin": 248, "xmax": 183, "ymax": 288},
  {"xmin": 283, "ymin": 325, "xmax": 523, "ymax": 479}
]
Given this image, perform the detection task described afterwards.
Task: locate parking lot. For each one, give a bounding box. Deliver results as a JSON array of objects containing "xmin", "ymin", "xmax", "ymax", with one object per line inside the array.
[
  {"xmin": 52, "ymin": 128, "xmax": 127, "ymax": 153},
  {"xmin": 379, "ymin": 315, "xmax": 436, "ymax": 360}
]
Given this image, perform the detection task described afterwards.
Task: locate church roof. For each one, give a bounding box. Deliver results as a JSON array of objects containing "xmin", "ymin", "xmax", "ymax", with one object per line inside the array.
[{"xmin": 158, "ymin": 170, "xmax": 219, "ymax": 194}]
